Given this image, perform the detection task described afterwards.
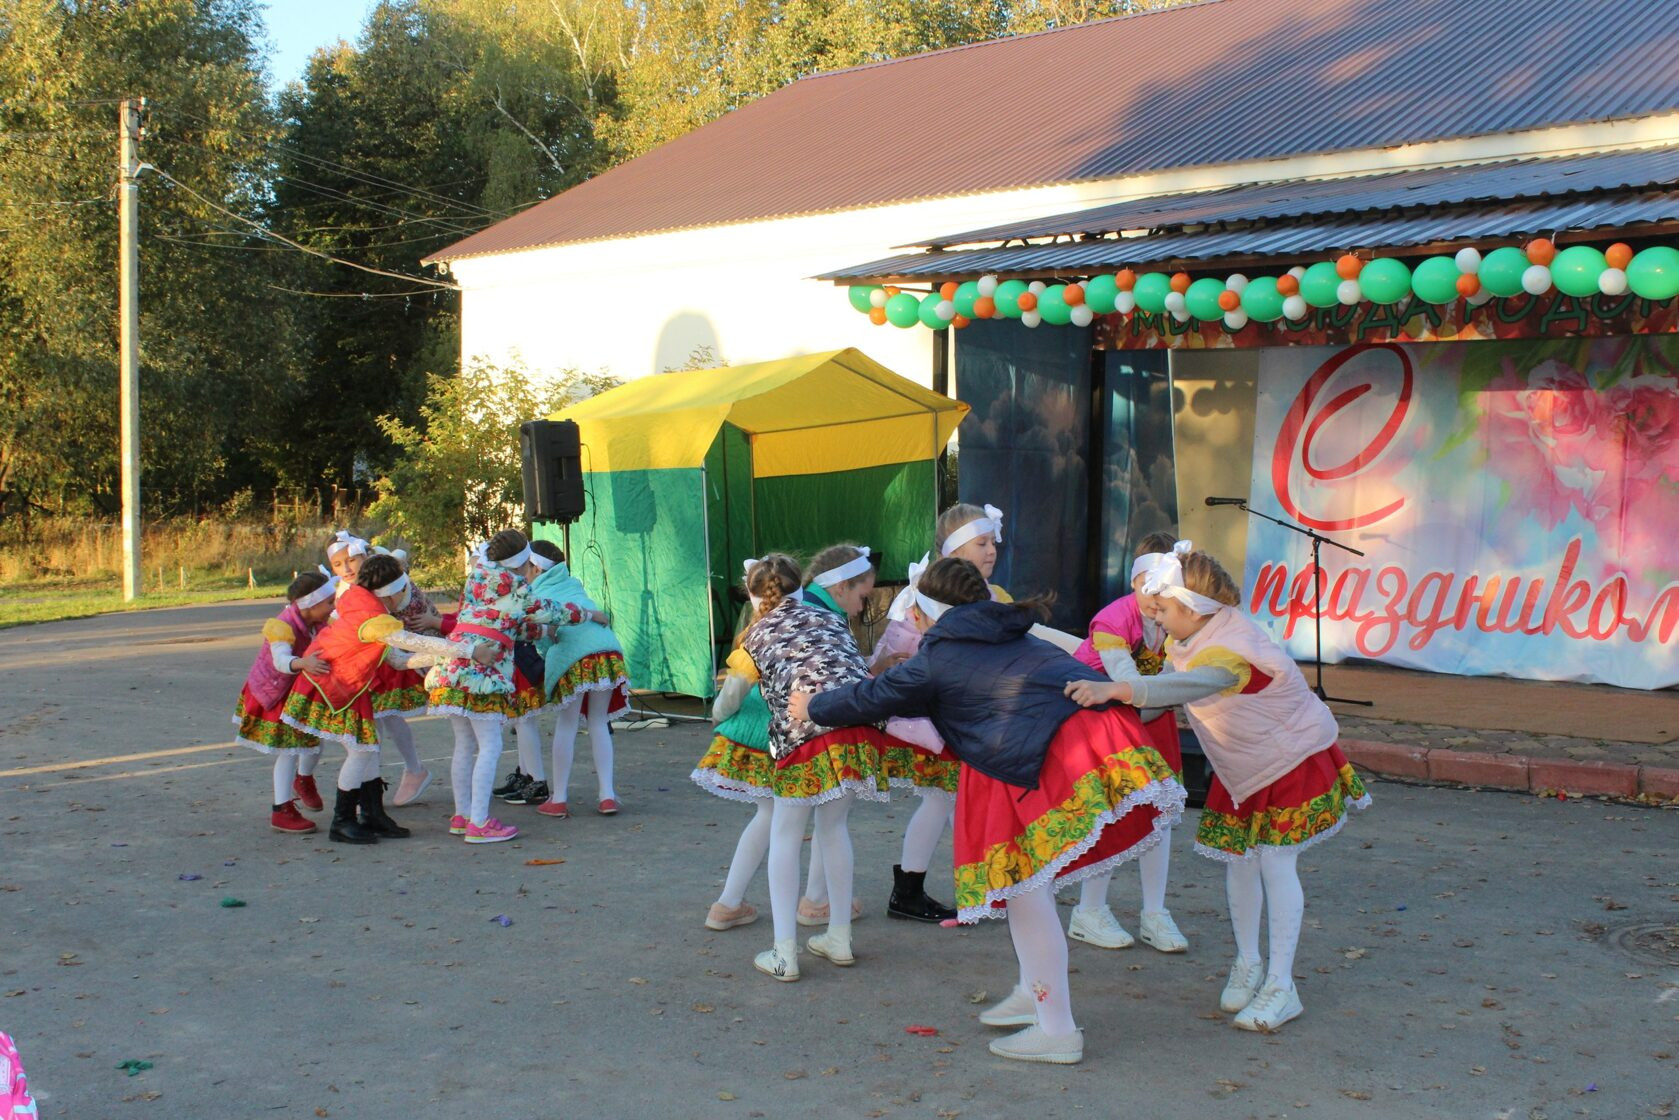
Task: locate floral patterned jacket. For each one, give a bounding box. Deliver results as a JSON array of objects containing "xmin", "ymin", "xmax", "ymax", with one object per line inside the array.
[
  {"xmin": 428, "ymin": 557, "xmax": 582, "ymax": 696},
  {"xmin": 740, "ymin": 598, "xmax": 875, "ymax": 761}
]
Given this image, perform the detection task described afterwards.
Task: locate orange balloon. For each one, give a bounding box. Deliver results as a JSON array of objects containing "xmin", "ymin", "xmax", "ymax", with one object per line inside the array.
[
  {"xmin": 1115, "ymin": 269, "xmax": 1136, "ymax": 291},
  {"xmin": 1063, "ymin": 283, "xmax": 1086, "ymax": 306},
  {"xmin": 1525, "ymin": 238, "xmax": 1555, "ymax": 266},
  {"xmin": 1170, "ymin": 272, "xmax": 1191, "ymax": 294},
  {"xmin": 1017, "ymin": 291, "xmax": 1038, "ymax": 312},
  {"xmin": 1276, "ymin": 274, "xmax": 1300, "ymax": 296},
  {"xmin": 1605, "ymin": 243, "xmax": 1634, "ymax": 270},
  {"xmin": 1455, "ymin": 273, "xmax": 1481, "ymax": 298},
  {"xmin": 1336, "ymin": 254, "xmax": 1364, "ymax": 279},
  {"xmin": 952, "ymin": 314, "xmax": 971, "ymax": 329},
  {"xmin": 868, "ymin": 307, "xmax": 887, "ymax": 325},
  {"xmin": 884, "ymin": 285, "xmax": 900, "ymax": 296},
  {"xmin": 1218, "ymin": 290, "xmax": 1241, "ymax": 312},
  {"xmin": 973, "ymin": 296, "xmax": 997, "ymax": 319}
]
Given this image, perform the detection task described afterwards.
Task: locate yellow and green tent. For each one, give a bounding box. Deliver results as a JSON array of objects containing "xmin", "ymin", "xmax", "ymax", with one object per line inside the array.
[{"xmin": 537, "ymin": 348, "xmax": 968, "ymax": 698}]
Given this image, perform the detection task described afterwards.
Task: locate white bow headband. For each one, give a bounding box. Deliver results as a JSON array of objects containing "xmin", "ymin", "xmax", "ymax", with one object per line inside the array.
[
  {"xmin": 373, "ymin": 572, "xmax": 410, "ymax": 599},
  {"xmin": 913, "ymin": 589, "xmax": 953, "ymax": 621},
  {"xmin": 1140, "ymin": 554, "xmax": 1225, "ymax": 616},
  {"xmin": 476, "ymin": 541, "xmax": 532, "ymax": 571},
  {"xmin": 1130, "ymin": 539, "xmax": 1193, "ymax": 584},
  {"xmin": 528, "ymin": 551, "xmax": 556, "ymax": 572},
  {"xmin": 942, "ymin": 505, "xmax": 1004, "ymax": 557},
  {"xmin": 326, "ymin": 531, "xmax": 369, "ymax": 558},
  {"xmin": 887, "ymin": 552, "xmax": 932, "ymax": 622},
  {"xmin": 296, "ymin": 576, "xmax": 339, "ymax": 609},
  {"xmin": 812, "ymin": 547, "xmax": 872, "ymax": 588}
]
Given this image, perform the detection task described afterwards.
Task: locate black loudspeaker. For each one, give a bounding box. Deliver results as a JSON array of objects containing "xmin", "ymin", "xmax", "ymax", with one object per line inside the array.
[{"xmin": 519, "ymin": 419, "xmax": 585, "ymax": 524}]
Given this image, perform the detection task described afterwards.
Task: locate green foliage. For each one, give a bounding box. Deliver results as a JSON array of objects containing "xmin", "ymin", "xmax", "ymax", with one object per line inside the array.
[{"xmin": 367, "ymin": 359, "xmax": 617, "ymax": 582}]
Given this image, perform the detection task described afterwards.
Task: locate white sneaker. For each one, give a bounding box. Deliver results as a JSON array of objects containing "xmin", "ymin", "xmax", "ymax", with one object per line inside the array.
[
  {"xmin": 1233, "ymin": 982, "xmax": 1303, "ymax": 1032},
  {"xmin": 1138, "ymin": 910, "xmax": 1189, "ymax": 953},
  {"xmin": 1219, "ymin": 957, "xmax": 1265, "ymax": 1013},
  {"xmin": 754, "ymin": 939, "xmax": 800, "ymax": 982},
  {"xmin": 807, "ymin": 929, "xmax": 855, "ymax": 967},
  {"xmin": 1067, "ymin": 905, "xmax": 1134, "ymax": 949},
  {"xmin": 987, "ymin": 1024, "xmax": 1084, "ymax": 1065},
  {"xmin": 979, "ymin": 985, "xmax": 1038, "ymax": 1028}
]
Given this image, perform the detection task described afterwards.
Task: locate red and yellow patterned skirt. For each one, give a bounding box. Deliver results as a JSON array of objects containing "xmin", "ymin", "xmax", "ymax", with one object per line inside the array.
[
  {"xmin": 369, "ymin": 661, "xmax": 428, "ymax": 718},
  {"xmin": 880, "ymin": 738, "xmax": 961, "ymax": 797},
  {"xmin": 691, "ymin": 734, "xmax": 776, "ymax": 803},
  {"xmin": 280, "ymin": 681, "xmax": 379, "ymax": 750},
  {"xmin": 770, "ymin": 726, "xmax": 891, "ymax": 805},
  {"xmin": 548, "ymin": 651, "xmax": 631, "ymax": 718},
  {"xmin": 233, "ymin": 685, "xmax": 320, "ymax": 754},
  {"xmin": 427, "ymin": 685, "xmax": 521, "ymax": 724},
  {"xmin": 1193, "ymin": 745, "xmax": 1370, "ymax": 861}
]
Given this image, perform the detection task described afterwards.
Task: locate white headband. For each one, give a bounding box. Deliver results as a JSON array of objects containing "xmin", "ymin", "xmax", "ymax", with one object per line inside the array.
[
  {"xmin": 528, "ymin": 551, "xmax": 556, "ymax": 572},
  {"xmin": 297, "ymin": 576, "xmax": 339, "ymax": 609},
  {"xmin": 914, "ymin": 590, "xmax": 952, "ymax": 621},
  {"xmin": 887, "ymin": 552, "xmax": 932, "ymax": 621},
  {"xmin": 374, "ymin": 572, "xmax": 410, "ymax": 598},
  {"xmin": 812, "ymin": 547, "xmax": 872, "ymax": 588},
  {"xmin": 1130, "ymin": 539, "xmax": 1193, "ymax": 584},
  {"xmin": 477, "ymin": 542, "xmax": 532, "ymax": 571},
  {"xmin": 941, "ymin": 505, "xmax": 1004, "ymax": 556},
  {"xmin": 1141, "ymin": 555, "xmax": 1225, "ymax": 616},
  {"xmin": 372, "ymin": 545, "xmax": 410, "ymax": 567},
  {"xmin": 327, "ymin": 531, "xmax": 368, "ymax": 558}
]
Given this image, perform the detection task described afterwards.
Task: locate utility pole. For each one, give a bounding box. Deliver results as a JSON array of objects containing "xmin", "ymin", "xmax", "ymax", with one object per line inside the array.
[{"xmin": 118, "ymin": 98, "xmax": 143, "ymax": 601}]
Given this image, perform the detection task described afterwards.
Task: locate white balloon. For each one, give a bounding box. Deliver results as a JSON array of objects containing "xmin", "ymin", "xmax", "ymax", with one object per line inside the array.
[
  {"xmin": 1171, "ymin": 309, "xmax": 1191, "ymax": 323},
  {"xmin": 1225, "ymin": 273, "xmax": 1250, "ymax": 294},
  {"xmin": 1282, "ymin": 294, "xmax": 1309, "ymax": 321},
  {"xmin": 935, "ymin": 299, "xmax": 957, "ymax": 321},
  {"xmin": 1336, "ymin": 279, "xmax": 1362, "ymax": 306},
  {"xmin": 977, "ymin": 274, "xmax": 999, "ymax": 297},
  {"xmin": 1521, "ymin": 264, "xmax": 1552, "ymax": 295},
  {"xmin": 1598, "ymin": 267, "xmax": 1628, "ymax": 296},
  {"xmin": 1028, "ymin": 280, "xmax": 1047, "ymax": 294},
  {"xmin": 1163, "ymin": 291, "xmax": 1187, "ymax": 314},
  {"xmin": 1223, "ymin": 309, "xmax": 1250, "ymax": 330},
  {"xmin": 868, "ymin": 288, "xmax": 888, "ymax": 308},
  {"xmin": 1287, "ymin": 265, "xmax": 1307, "ymax": 280},
  {"xmin": 1020, "ymin": 309, "xmax": 1043, "ymax": 328},
  {"xmin": 1454, "ymin": 247, "xmax": 1483, "ymax": 274},
  {"xmin": 1466, "ymin": 288, "xmax": 1495, "ymax": 307},
  {"xmin": 1115, "ymin": 291, "xmax": 1137, "ymax": 314},
  {"xmin": 1069, "ymin": 304, "xmax": 1095, "ymax": 327}
]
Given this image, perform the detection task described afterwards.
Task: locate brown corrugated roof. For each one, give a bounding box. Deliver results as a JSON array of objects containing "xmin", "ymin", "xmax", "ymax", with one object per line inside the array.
[{"xmin": 427, "ymin": 0, "xmax": 1679, "ymax": 264}]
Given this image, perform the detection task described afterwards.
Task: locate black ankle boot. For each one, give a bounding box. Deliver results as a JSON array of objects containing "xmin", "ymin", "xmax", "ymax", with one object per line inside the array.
[
  {"xmin": 328, "ymin": 786, "xmax": 378, "ymax": 844},
  {"xmin": 358, "ymin": 778, "xmax": 410, "ymax": 839},
  {"xmin": 887, "ymin": 864, "xmax": 957, "ymax": 923}
]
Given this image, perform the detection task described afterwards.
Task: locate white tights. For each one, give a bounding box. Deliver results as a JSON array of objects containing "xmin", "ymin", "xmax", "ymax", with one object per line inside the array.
[
  {"xmin": 1074, "ymin": 827, "xmax": 1173, "ymax": 913},
  {"xmin": 900, "ymin": 791, "xmax": 955, "ymax": 873},
  {"xmin": 1225, "ymin": 847, "xmax": 1305, "ymax": 990},
  {"xmin": 769, "ymin": 795, "xmax": 854, "ymax": 943},
  {"xmin": 551, "ymin": 692, "xmax": 615, "ymax": 803},
  {"xmin": 513, "ymin": 712, "xmax": 547, "ymax": 782},
  {"xmin": 1007, "ymin": 882, "xmax": 1078, "ymax": 1036},
  {"xmin": 449, "ymin": 716, "xmax": 506, "ymax": 826},
  {"xmin": 271, "ymin": 751, "xmax": 317, "ymax": 805},
  {"xmin": 717, "ymin": 798, "xmax": 773, "ymax": 908},
  {"xmin": 375, "ymin": 713, "xmax": 423, "ymax": 776},
  {"xmin": 335, "ymin": 747, "xmax": 381, "ymax": 792}
]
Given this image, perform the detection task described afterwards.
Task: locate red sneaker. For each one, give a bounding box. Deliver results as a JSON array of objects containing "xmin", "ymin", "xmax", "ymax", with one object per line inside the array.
[
  {"xmin": 536, "ymin": 800, "xmax": 570, "ymax": 818},
  {"xmin": 270, "ymin": 801, "xmax": 317, "ymax": 834},
  {"xmin": 597, "ymin": 799, "xmax": 620, "ymax": 816},
  {"xmin": 293, "ymin": 774, "xmax": 323, "ymax": 812}
]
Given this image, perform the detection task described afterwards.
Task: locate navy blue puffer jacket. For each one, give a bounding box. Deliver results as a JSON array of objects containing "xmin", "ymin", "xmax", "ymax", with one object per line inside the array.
[{"xmin": 806, "ymin": 599, "xmax": 1128, "ymax": 789}]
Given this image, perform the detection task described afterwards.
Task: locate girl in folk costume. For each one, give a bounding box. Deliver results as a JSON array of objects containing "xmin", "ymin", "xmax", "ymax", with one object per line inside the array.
[
  {"xmin": 496, "ymin": 570, "xmax": 562, "ymax": 812},
  {"xmin": 1065, "ymin": 531, "xmax": 1191, "ymax": 953},
  {"xmin": 793, "ymin": 558, "xmax": 1186, "ymax": 1065},
  {"xmin": 740, "ymin": 542, "xmax": 890, "ymax": 982},
  {"xmin": 428, "ymin": 529, "xmax": 596, "ymax": 844},
  {"xmin": 232, "ymin": 571, "xmax": 338, "ymax": 834},
  {"xmin": 528, "ymin": 539, "xmax": 631, "ymax": 818},
  {"xmin": 1067, "ymin": 550, "xmax": 1370, "ymax": 1033},
  {"xmin": 282, "ymin": 555, "xmax": 492, "ymax": 844},
  {"xmin": 368, "ymin": 546, "xmax": 443, "ymax": 808},
  {"xmin": 692, "ymin": 554, "xmax": 801, "ymax": 932}
]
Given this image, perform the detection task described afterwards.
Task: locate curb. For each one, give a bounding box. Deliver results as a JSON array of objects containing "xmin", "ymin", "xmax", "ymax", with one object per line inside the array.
[{"xmin": 1342, "ymin": 738, "xmax": 1677, "ymax": 803}]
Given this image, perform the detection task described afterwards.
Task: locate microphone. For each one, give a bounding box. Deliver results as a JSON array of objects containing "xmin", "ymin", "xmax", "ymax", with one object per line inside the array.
[{"xmin": 1205, "ymin": 496, "xmax": 1247, "ymax": 507}]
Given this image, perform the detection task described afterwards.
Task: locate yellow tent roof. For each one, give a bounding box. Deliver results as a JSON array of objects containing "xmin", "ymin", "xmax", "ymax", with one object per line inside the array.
[{"xmin": 555, "ymin": 348, "xmax": 969, "ymax": 476}]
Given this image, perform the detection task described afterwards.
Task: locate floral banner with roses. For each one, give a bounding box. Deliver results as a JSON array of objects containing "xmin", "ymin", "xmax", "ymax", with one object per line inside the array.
[{"xmin": 1242, "ymin": 337, "xmax": 1679, "ymax": 689}]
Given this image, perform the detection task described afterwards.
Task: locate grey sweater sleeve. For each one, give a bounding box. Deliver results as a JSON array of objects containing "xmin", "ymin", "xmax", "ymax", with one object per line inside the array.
[
  {"xmin": 1097, "ymin": 647, "xmax": 1169, "ymax": 724},
  {"xmin": 1129, "ymin": 665, "xmax": 1241, "ymax": 709}
]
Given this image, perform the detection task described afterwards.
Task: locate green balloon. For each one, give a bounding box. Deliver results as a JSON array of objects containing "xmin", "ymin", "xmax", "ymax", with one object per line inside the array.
[
  {"xmin": 1240, "ymin": 276, "xmax": 1284, "ymax": 322},
  {"xmin": 1038, "ymin": 284, "xmax": 1072, "ymax": 325},
  {"xmin": 1186, "ymin": 277, "xmax": 1226, "ymax": 321},
  {"xmin": 1133, "ymin": 272, "xmax": 1172, "ymax": 313},
  {"xmin": 1550, "ymin": 245, "xmax": 1607, "ymax": 298},
  {"xmin": 1411, "ymin": 256, "xmax": 1460, "ymax": 304},
  {"xmin": 885, "ymin": 292, "xmax": 921, "ymax": 328},
  {"xmin": 918, "ymin": 292, "xmax": 946, "ymax": 329},
  {"xmin": 1300, "ymin": 261, "xmax": 1341, "ymax": 308},
  {"xmin": 1626, "ymin": 246, "xmax": 1679, "ymax": 301},
  {"xmin": 994, "ymin": 279, "xmax": 1028, "ymax": 319},
  {"xmin": 953, "ymin": 281, "xmax": 980, "ymax": 319},
  {"xmin": 847, "ymin": 285, "xmax": 879, "ymax": 313},
  {"xmin": 1083, "ymin": 274, "xmax": 1119, "ymax": 315},
  {"xmin": 1478, "ymin": 246, "xmax": 1529, "ymax": 298},
  {"xmin": 1360, "ymin": 257, "xmax": 1412, "ymax": 304}
]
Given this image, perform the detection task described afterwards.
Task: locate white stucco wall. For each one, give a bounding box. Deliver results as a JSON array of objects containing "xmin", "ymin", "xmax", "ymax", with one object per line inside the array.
[{"xmin": 442, "ymin": 112, "xmax": 1679, "ymax": 389}]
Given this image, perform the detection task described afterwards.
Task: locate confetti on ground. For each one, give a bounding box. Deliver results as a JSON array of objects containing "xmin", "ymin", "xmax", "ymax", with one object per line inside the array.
[
  {"xmin": 178, "ymin": 874, "xmax": 202, "ymax": 882},
  {"xmin": 905, "ymin": 1025, "xmax": 940, "ymax": 1037},
  {"xmin": 115, "ymin": 1060, "xmax": 153, "ymax": 1077},
  {"xmin": 523, "ymin": 859, "xmax": 565, "ymax": 866},
  {"xmin": 490, "ymin": 914, "xmax": 512, "ymax": 927},
  {"xmin": 219, "ymin": 898, "xmax": 246, "ymax": 908}
]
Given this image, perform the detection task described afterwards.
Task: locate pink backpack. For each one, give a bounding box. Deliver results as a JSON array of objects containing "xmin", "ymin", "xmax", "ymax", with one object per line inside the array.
[{"xmin": 0, "ymin": 1032, "xmax": 37, "ymax": 1118}]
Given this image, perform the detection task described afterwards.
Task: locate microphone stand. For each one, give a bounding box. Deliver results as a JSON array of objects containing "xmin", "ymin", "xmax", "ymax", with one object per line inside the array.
[{"xmin": 1220, "ymin": 501, "xmax": 1372, "ymax": 708}]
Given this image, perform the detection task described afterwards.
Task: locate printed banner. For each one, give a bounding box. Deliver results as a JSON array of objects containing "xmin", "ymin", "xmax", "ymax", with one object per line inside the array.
[{"xmin": 1243, "ymin": 337, "xmax": 1679, "ymax": 689}]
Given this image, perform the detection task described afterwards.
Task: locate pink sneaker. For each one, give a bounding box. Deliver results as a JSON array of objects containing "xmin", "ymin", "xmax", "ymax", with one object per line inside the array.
[
  {"xmin": 448, "ymin": 814, "xmax": 469, "ymax": 835},
  {"xmin": 465, "ymin": 817, "xmax": 518, "ymax": 844}
]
